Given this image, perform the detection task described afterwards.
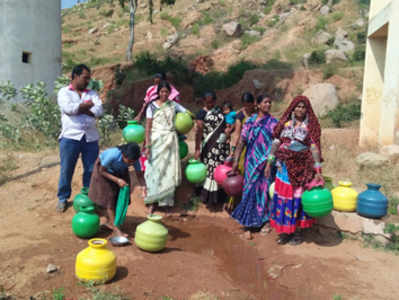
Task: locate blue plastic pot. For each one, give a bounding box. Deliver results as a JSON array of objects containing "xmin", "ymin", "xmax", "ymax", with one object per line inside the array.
[{"xmin": 357, "ymin": 183, "xmax": 388, "ymax": 219}]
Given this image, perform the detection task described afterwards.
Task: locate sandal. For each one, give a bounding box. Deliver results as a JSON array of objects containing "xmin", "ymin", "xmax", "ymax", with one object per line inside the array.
[
  {"xmin": 289, "ymin": 232, "xmax": 303, "ymax": 246},
  {"xmin": 276, "ymin": 234, "xmax": 292, "ymax": 245}
]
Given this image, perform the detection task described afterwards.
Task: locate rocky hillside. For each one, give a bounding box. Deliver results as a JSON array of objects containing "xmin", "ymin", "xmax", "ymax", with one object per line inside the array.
[
  {"xmin": 62, "ymin": 0, "xmax": 368, "ymax": 70},
  {"xmin": 62, "ymin": 0, "xmax": 369, "ymax": 124}
]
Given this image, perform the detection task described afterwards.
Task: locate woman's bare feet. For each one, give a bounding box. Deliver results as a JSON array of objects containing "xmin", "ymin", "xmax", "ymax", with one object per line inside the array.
[{"xmin": 114, "ymin": 227, "xmax": 128, "ymax": 238}]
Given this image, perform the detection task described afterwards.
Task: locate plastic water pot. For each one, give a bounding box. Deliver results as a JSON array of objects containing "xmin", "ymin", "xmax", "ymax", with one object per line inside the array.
[
  {"xmin": 301, "ymin": 187, "xmax": 333, "ymax": 218},
  {"xmin": 331, "ymin": 181, "xmax": 358, "ymax": 212},
  {"xmin": 213, "ymin": 160, "xmax": 233, "ymax": 185},
  {"xmin": 179, "ymin": 140, "xmax": 189, "ymax": 159},
  {"xmin": 185, "ymin": 159, "xmax": 207, "ymax": 183},
  {"xmin": 122, "ymin": 120, "xmax": 145, "ymax": 143},
  {"xmin": 73, "ymin": 187, "xmax": 95, "ymax": 212},
  {"xmin": 222, "ymin": 174, "xmax": 244, "ymax": 197},
  {"xmin": 72, "ymin": 206, "xmax": 100, "ymax": 238},
  {"xmin": 175, "ymin": 112, "xmax": 194, "ymax": 134},
  {"xmin": 135, "ymin": 214, "xmax": 168, "ymax": 252},
  {"xmin": 357, "ymin": 183, "xmax": 388, "ymax": 219},
  {"xmin": 75, "ymin": 238, "xmax": 116, "ymax": 283}
]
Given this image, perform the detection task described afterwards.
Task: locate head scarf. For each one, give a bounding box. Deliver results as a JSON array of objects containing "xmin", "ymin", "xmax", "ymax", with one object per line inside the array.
[{"xmin": 273, "ymin": 95, "xmax": 322, "ymax": 157}]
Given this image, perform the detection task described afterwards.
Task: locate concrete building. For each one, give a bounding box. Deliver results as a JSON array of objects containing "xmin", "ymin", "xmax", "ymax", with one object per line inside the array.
[
  {"xmin": 360, "ymin": 0, "xmax": 399, "ymax": 146},
  {"xmin": 0, "ymin": 0, "xmax": 62, "ymax": 98}
]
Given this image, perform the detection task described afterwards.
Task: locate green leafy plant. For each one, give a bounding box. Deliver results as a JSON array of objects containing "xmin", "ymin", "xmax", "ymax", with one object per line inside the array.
[
  {"xmin": 323, "ymin": 64, "xmax": 338, "ymax": 79},
  {"xmin": 309, "ymin": 50, "xmax": 326, "ymax": 65},
  {"xmin": 191, "ymin": 23, "xmax": 200, "ymax": 37},
  {"xmin": 0, "ymin": 81, "xmax": 18, "ymax": 101},
  {"xmin": 52, "ymin": 288, "xmax": 65, "ymax": 300},
  {"xmin": 352, "ymin": 47, "xmax": 366, "ymax": 62},
  {"xmin": 315, "ymin": 16, "xmax": 328, "ymax": 32},
  {"xmin": 116, "ymin": 104, "xmax": 135, "ymax": 129},
  {"xmin": 388, "ymin": 196, "xmax": 399, "ymax": 215},
  {"xmin": 263, "ymin": 0, "xmax": 276, "ymax": 15},
  {"xmin": 98, "ymin": 114, "xmax": 117, "ymax": 146},
  {"xmin": 240, "ymin": 33, "xmax": 260, "ymax": 50},
  {"xmin": 326, "ymin": 101, "xmax": 361, "ymax": 127}
]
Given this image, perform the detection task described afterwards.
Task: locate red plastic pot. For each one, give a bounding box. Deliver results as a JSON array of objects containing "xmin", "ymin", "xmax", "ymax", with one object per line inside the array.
[
  {"xmin": 222, "ymin": 174, "xmax": 244, "ymax": 197},
  {"xmin": 213, "ymin": 160, "xmax": 233, "ymax": 185}
]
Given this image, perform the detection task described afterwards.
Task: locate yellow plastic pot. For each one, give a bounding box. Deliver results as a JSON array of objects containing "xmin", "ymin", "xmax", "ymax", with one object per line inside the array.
[
  {"xmin": 331, "ymin": 181, "xmax": 358, "ymax": 212},
  {"xmin": 75, "ymin": 238, "xmax": 116, "ymax": 283}
]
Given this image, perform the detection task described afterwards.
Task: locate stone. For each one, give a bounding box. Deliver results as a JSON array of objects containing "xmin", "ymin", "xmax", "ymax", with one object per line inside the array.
[
  {"xmin": 362, "ymin": 218, "xmax": 390, "ymax": 238},
  {"xmin": 313, "ymin": 30, "xmax": 332, "ymax": 45},
  {"xmin": 303, "ymin": 83, "xmax": 339, "ymax": 117},
  {"xmin": 252, "ymin": 79, "xmax": 264, "ymax": 90},
  {"xmin": 325, "ymin": 49, "xmax": 347, "ymax": 64},
  {"xmin": 267, "ymin": 265, "xmax": 283, "ymax": 279},
  {"xmin": 334, "ymin": 39, "xmax": 355, "ymax": 54},
  {"xmin": 46, "ymin": 264, "xmax": 58, "ymax": 273},
  {"xmin": 222, "ymin": 21, "xmax": 242, "ymax": 37},
  {"xmin": 320, "ymin": 5, "xmax": 330, "ymax": 15},
  {"xmin": 245, "ymin": 30, "xmax": 261, "ymax": 37},
  {"xmin": 335, "ymin": 28, "xmax": 348, "ymax": 41},
  {"xmin": 279, "ymin": 12, "xmax": 291, "ymax": 22},
  {"xmin": 146, "ymin": 31, "xmax": 153, "ymax": 40},
  {"xmin": 88, "ymin": 27, "xmax": 98, "ymax": 34},
  {"xmin": 380, "ymin": 145, "xmax": 399, "ymax": 161},
  {"xmin": 318, "ymin": 211, "xmax": 363, "ymax": 233},
  {"xmin": 303, "ymin": 53, "xmax": 311, "ymax": 68},
  {"xmin": 355, "ymin": 18, "xmax": 365, "ymax": 28},
  {"xmin": 356, "ymin": 152, "xmax": 389, "ymax": 167},
  {"xmin": 163, "ymin": 32, "xmax": 179, "ymax": 49},
  {"xmin": 231, "ymin": 40, "xmax": 242, "ymax": 51}
]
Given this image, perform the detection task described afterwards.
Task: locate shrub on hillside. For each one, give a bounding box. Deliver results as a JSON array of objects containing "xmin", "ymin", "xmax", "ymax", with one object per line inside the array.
[
  {"xmin": 352, "ymin": 47, "xmax": 366, "ymax": 61},
  {"xmin": 326, "ymin": 101, "xmax": 361, "ymax": 127},
  {"xmin": 309, "ymin": 50, "xmax": 326, "ymax": 65}
]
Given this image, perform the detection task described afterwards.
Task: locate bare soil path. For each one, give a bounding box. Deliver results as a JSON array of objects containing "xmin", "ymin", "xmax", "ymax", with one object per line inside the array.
[{"xmin": 0, "ymin": 135, "xmax": 398, "ymax": 299}]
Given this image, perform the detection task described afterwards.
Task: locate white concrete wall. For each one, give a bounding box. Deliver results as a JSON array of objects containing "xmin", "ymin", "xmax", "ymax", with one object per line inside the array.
[{"xmin": 0, "ymin": 0, "xmax": 62, "ymax": 99}]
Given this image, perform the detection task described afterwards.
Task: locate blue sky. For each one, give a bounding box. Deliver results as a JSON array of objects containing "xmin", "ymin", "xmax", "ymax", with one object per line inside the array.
[{"xmin": 62, "ymin": 0, "xmax": 88, "ymax": 9}]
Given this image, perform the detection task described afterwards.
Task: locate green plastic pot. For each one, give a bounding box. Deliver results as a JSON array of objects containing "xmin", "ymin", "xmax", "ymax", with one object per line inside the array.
[
  {"xmin": 73, "ymin": 187, "xmax": 95, "ymax": 212},
  {"xmin": 72, "ymin": 206, "xmax": 100, "ymax": 238},
  {"xmin": 175, "ymin": 112, "xmax": 193, "ymax": 134},
  {"xmin": 179, "ymin": 140, "xmax": 188, "ymax": 159},
  {"xmin": 185, "ymin": 159, "xmax": 207, "ymax": 183},
  {"xmin": 135, "ymin": 214, "xmax": 168, "ymax": 252},
  {"xmin": 301, "ymin": 187, "xmax": 333, "ymax": 218},
  {"xmin": 122, "ymin": 120, "xmax": 145, "ymax": 144}
]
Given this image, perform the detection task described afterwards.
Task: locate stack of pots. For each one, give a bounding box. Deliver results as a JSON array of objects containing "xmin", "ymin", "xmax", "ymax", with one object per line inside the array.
[{"xmin": 72, "ymin": 188, "xmax": 99, "ymax": 238}]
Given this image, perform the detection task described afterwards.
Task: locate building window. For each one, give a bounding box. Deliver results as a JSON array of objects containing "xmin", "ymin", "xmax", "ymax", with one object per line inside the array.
[{"xmin": 22, "ymin": 52, "xmax": 31, "ymax": 63}]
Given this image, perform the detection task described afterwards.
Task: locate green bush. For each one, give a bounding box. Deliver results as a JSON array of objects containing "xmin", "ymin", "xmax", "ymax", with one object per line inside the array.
[
  {"xmin": 315, "ymin": 16, "xmax": 328, "ymax": 32},
  {"xmin": 357, "ymin": 31, "xmax": 367, "ymax": 43},
  {"xmin": 267, "ymin": 15, "xmax": 279, "ymax": 27},
  {"xmin": 262, "ymin": 59, "xmax": 293, "ymax": 71},
  {"xmin": 322, "ymin": 0, "xmax": 340, "ymax": 4},
  {"xmin": 331, "ymin": 11, "xmax": 344, "ymax": 22},
  {"xmin": 99, "ymin": 8, "xmax": 114, "ymax": 17},
  {"xmin": 0, "ymin": 81, "xmax": 17, "ymax": 101},
  {"xmin": 352, "ymin": 47, "xmax": 366, "ymax": 61},
  {"xmin": 322, "ymin": 64, "xmax": 338, "ymax": 79},
  {"xmin": 263, "ymin": 0, "xmax": 276, "ymax": 15},
  {"xmin": 240, "ymin": 33, "xmax": 260, "ymax": 50},
  {"xmin": 309, "ymin": 50, "xmax": 326, "ymax": 65},
  {"xmin": 326, "ymin": 101, "xmax": 361, "ymax": 127},
  {"xmin": 160, "ymin": 12, "xmax": 181, "ymax": 29},
  {"xmin": 191, "ymin": 23, "xmax": 200, "ymax": 36}
]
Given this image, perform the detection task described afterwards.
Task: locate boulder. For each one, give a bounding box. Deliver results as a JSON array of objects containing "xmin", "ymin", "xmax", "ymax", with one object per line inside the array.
[
  {"xmin": 88, "ymin": 27, "xmax": 98, "ymax": 34},
  {"xmin": 356, "ymin": 152, "xmax": 389, "ymax": 167},
  {"xmin": 222, "ymin": 21, "xmax": 242, "ymax": 37},
  {"xmin": 335, "ymin": 28, "xmax": 348, "ymax": 41},
  {"xmin": 245, "ymin": 30, "xmax": 261, "ymax": 37},
  {"xmin": 313, "ymin": 30, "xmax": 332, "ymax": 45},
  {"xmin": 252, "ymin": 79, "xmax": 265, "ymax": 90},
  {"xmin": 303, "ymin": 83, "xmax": 339, "ymax": 117},
  {"xmin": 334, "ymin": 39, "xmax": 355, "ymax": 54},
  {"xmin": 325, "ymin": 49, "xmax": 347, "ymax": 64},
  {"xmin": 163, "ymin": 32, "xmax": 179, "ymax": 49},
  {"xmin": 380, "ymin": 145, "xmax": 399, "ymax": 161},
  {"xmin": 320, "ymin": 5, "xmax": 330, "ymax": 15}
]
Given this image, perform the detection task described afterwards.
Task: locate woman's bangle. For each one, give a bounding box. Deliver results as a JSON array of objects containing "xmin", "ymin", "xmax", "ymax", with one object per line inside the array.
[
  {"xmin": 144, "ymin": 144, "xmax": 152, "ymax": 149},
  {"xmin": 231, "ymin": 146, "xmax": 236, "ymax": 152},
  {"xmin": 314, "ymin": 166, "xmax": 322, "ymax": 174},
  {"xmin": 267, "ymin": 154, "xmax": 275, "ymax": 163}
]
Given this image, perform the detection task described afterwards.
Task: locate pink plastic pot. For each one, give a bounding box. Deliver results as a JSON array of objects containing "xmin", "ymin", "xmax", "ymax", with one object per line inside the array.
[
  {"xmin": 222, "ymin": 174, "xmax": 244, "ymax": 197},
  {"xmin": 213, "ymin": 160, "xmax": 233, "ymax": 185}
]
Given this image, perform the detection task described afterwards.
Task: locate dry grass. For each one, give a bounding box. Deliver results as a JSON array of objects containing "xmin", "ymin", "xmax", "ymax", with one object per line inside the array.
[{"xmin": 322, "ymin": 128, "xmax": 399, "ymax": 202}]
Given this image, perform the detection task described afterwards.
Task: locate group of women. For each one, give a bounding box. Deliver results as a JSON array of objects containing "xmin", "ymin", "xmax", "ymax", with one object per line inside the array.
[
  {"xmin": 194, "ymin": 91, "xmax": 324, "ymax": 245},
  {"xmin": 87, "ymin": 74, "xmax": 324, "ymax": 246}
]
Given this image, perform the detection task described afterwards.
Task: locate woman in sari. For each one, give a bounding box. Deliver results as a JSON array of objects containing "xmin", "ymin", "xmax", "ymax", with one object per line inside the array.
[
  {"xmin": 225, "ymin": 92, "xmax": 256, "ymax": 211},
  {"xmin": 195, "ymin": 91, "xmax": 230, "ymax": 208},
  {"xmin": 265, "ymin": 95, "xmax": 323, "ymax": 245},
  {"xmin": 230, "ymin": 94, "xmax": 278, "ymax": 239},
  {"xmin": 144, "ymin": 81, "xmax": 188, "ymax": 214}
]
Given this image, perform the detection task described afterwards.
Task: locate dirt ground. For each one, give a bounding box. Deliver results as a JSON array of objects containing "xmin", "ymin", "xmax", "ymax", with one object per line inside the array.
[{"xmin": 1, "ymin": 129, "xmax": 398, "ymax": 300}]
